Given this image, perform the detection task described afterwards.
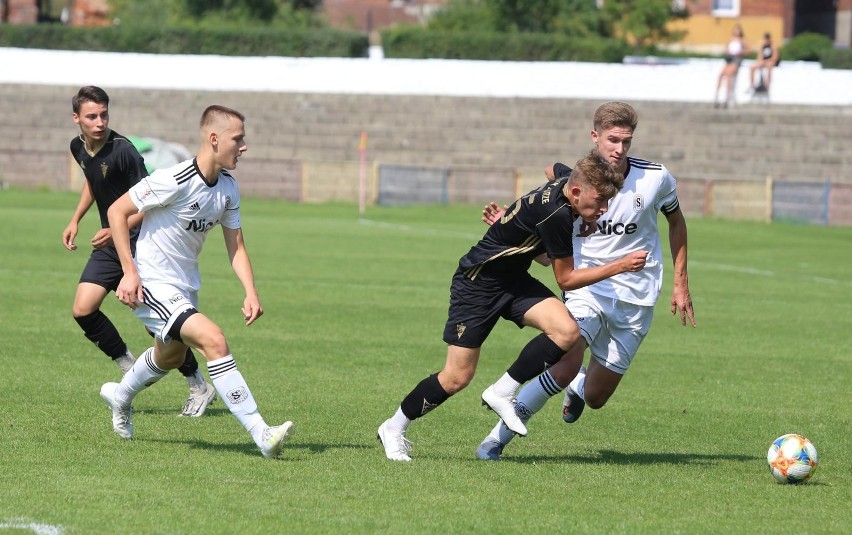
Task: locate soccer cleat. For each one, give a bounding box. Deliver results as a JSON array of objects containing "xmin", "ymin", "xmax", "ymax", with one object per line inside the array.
[
  {"xmin": 100, "ymin": 382, "xmax": 134, "ymax": 439},
  {"xmin": 260, "ymin": 421, "xmax": 294, "ymax": 459},
  {"xmin": 562, "ymin": 386, "xmax": 586, "ymax": 424},
  {"xmin": 475, "ymin": 438, "xmax": 505, "ymax": 461},
  {"xmin": 377, "ymin": 420, "xmax": 412, "ymax": 462},
  {"xmin": 179, "ymin": 381, "xmax": 217, "ymax": 417},
  {"xmin": 481, "ymin": 385, "xmax": 527, "ymax": 436}
]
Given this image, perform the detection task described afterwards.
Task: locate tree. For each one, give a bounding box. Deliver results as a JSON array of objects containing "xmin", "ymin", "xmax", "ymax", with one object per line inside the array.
[{"xmin": 600, "ymin": 0, "xmax": 687, "ymax": 51}]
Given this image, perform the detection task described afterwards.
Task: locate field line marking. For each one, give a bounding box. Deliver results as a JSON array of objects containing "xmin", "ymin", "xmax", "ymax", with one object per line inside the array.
[
  {"xmin": 692, "ymin": 260, "xmax": 850, "ymax": 286},
  {"xmin": 0, "ymin": 518, "xmax": 64, "ymax": 535}
]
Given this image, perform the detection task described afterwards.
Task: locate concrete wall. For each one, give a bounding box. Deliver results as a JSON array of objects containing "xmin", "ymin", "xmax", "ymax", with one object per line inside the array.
[{"xmin": 2, "ymin": 83, "xmax": 850, "ymax": 192}]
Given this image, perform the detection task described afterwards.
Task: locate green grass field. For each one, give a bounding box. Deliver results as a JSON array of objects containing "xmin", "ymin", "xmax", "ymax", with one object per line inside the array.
[{"xmin": 0, "ymin": 189, "xmax": 849, "ymax": 534}]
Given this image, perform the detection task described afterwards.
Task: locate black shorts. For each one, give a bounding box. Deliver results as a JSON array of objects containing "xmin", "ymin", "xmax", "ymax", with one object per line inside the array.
[
  {"xmin": 442, "ymin": 267, "xmax": 557, "ymax": 348},
  {"xmin": 78, "ymin": 241, "xmax": 135, "ymax": 292}
]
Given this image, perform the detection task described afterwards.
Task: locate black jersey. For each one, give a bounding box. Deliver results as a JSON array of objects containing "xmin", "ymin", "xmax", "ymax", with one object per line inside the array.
[
  {"xmin": 459, "ymin": 173, "xmax": 577, "ymax": 280},
  {"xmin": 70, "ymin": 129, "xmax": 147, "ymax": 229}
]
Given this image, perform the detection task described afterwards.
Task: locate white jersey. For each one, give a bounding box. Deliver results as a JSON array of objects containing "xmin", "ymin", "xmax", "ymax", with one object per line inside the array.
[
  {"xmin": 567, "ymin": 157, "xmax": 679, "ymax": 306},
  {"xmin": 128, "ymin": 158, "xmax": 241, "ymax": 293}
]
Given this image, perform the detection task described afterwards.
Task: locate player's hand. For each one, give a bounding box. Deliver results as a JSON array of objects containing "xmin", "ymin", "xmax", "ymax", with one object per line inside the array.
[
  {"xmin": 62, "ymin": 223, "xmax": 78, "ymax": 251},
  {"xmin": 620, "ymin": 250, "xmax": 648, "ymax": 272},
  {"xmin": 116, "ymin": 272, "xmax": 143, "ymax": 309},
  {"xmin": 91, "ymin": 228, "xmax": 113, "ymax": 249},
  {"xmin": 671, "ymin": 285, "xmax": 696, "ymax": 327},
  {"xmin": 242, "ymin": 294, "xmax": 264, "ymax": 326},
  {"xmin": 482, "ymin": 202, "xmax": 506, "ymax": 226}
]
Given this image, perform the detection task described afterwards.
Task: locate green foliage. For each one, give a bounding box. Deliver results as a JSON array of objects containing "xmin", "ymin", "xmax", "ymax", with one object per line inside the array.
[
  {"xmin": 0, "ymin": 24, "xmax": 368, "ymax": 57},
  {"xmin": 108, "ymin": 0, "xmax": 323, "ymax": 28},
  {"xmin": 381, "ymin": 27, "xmax": 628, "ymax": 62},
  {"xmin": 781, "ymin": 31, "xmax": 834, "ymax": 61},
  {"xmin": 819, "ymin": 47, "xmax": 852, "ymax": 70},
  {"xmin": 600, "ymin": 0, "xmax": 688, "ymax": 50},
  {"xmin": 426, "ymin": 0, "xmax": 500, "ymax": 32},
  {"xmin": 487, "ymin": 0, "xmax": 564, "ymax": 32}
]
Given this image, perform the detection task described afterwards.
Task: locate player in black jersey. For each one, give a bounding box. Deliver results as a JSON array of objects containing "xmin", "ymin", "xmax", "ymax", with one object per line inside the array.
[
  {"xmin": 61, "ymin": 86, "xmax": 216, "ymax": 417},
  {"xmin": 377, "ymin": 150, "xmax": 649, "ymax": 461}
]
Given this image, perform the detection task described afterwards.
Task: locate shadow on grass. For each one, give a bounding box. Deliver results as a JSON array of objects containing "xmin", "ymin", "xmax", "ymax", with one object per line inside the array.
[
  {"xmin": 143, "ymin": 436, "xmax": 372, "ymax": 457},
  {"xmin": 504, "ymin": 449, "xmax": 760, "ymax": 465}
]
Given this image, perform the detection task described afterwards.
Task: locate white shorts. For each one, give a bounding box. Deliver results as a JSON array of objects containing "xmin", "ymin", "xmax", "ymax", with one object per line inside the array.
[
  {"xmin": 564, "ymin": 287, "xmax": 654, "ymax": 375},
  {"xmin": 133, "ymin": 282, "xmax": 198, "ymax": 343}
]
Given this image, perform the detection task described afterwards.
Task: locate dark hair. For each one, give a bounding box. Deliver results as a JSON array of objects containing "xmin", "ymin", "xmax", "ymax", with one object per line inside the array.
[{"xmin": 72, "ymin": 86, "xmax": 109, "ymax": 114}]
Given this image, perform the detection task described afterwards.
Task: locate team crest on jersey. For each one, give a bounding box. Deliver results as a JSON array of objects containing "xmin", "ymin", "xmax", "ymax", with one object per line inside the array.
[
  {"xmin": 101, "ymin": 162, "xmax": 108, "ymax": 178},
  {"xmin": 225, "ymin": 195, "xmax": 233, "ymax": 209},
  {"xmin": 456, "ymin": 323, "xmax": 466, "ymax": 339},
  {"xmin": 134, "ymin": 185, "xmax": 154, "ymax": 203},
  {"xmin": 633, "ymin": 194, "xmax": 645, "ymax": 213}
]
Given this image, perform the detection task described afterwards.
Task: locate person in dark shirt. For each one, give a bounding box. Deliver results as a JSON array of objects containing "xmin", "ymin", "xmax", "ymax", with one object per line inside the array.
[
  {"xmin": 750, "ymin": 32, "xmax": 779, "ymax": 92},
  {"xmin": 61, "ymin": 85, "xmax": 216, "ymax": 417},
  {"xmin": 377, "ymin": 150, "xmax": 649, "ymax": 461}
]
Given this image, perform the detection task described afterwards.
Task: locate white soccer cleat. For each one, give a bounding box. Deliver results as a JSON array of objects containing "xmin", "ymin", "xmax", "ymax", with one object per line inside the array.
[
  {"xmin": 179, "ymin": 381, "xmax": 217, "ymax": 417},
  {"xmin": 100, "ymin": 382, "xmax": 134, "ymax": 439},
  {"xmin": 481, "ymin": 385, "xmax": 527, "ymax": 437},
  {"xmin": 377, "ymin": 420, "xmax": 412, "ymax": 462},
  {"xmin": 260, "ymin": 421, "xmax": 294, "ymax": 459}
]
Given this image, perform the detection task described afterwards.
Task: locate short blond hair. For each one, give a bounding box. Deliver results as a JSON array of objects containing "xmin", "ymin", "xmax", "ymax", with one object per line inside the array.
[
  {"xmin": 569, "ymin": 149, "xmax": 624, "ymax": 199},
  {"xmin": 593, "ymin": 101, "xmax": 638, "ymax": 133},
  {"xmin": 200, "ymin": 105, "xmax": 245, "ymax": 130}
]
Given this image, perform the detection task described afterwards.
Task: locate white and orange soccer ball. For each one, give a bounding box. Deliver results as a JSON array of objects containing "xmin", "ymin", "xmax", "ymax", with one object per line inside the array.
[{"xmin": 767, "ymin": 434, "xmax": 818, "ymax": 484}]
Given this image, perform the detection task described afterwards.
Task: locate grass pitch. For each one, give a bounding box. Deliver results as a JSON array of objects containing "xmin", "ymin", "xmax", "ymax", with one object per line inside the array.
[{"xmin": 0, "ymin": 189, "xmax": 849, "ymax": 534}]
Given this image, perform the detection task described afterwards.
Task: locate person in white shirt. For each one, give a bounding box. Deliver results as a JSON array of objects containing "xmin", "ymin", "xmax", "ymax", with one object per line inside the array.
[
  {"xmin": 476, "ymin": 101, "xmax": 696, "ymax": 460},
  {"xmin": 103, "ymin": 105, "xmax": 293, "ymax": 459},
  {"xmin": 714, "ymin": 24, "xmax": 750, "ymax": 108}
]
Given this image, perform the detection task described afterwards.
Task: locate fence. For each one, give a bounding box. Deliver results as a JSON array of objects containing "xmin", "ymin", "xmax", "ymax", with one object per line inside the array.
[{"xmin": 64, "ymin": 156, "xmax": 851, "ymax": 226}]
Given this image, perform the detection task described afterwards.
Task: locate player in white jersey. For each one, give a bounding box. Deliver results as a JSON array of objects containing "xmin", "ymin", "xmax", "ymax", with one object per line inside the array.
[
  {"xmin": 476, "ymin": 101, "xmax": 696, "ymax": 460},
  {"xmin": 103, "ymin": 105, "xmax": 293, "ymax": 459}
]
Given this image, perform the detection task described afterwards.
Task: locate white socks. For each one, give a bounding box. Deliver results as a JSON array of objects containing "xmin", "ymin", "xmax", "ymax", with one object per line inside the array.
[
  {"xmin": 207, "ymin": 355, "xmax": 265, "ymax": 445},
  {"xmin": 185, "ymin": 369, "xmax": 205, "ymax": 393},
  {"xmin": 386, "ymin": 407, "xmax": 411, "ymax": 432},
  {"xmin": 569, "ymin": 367, "xmax": 587, "ymax": 401},
  {"xmin": 492, "ymin": 372, "xmax": 521, "ymax": 398},
  {"xmin": 115, "ymin": 347, "xmax": 168, "ymax": 406},
  {"xmin": 487, "ymin": 369, "xmax": 565, "ymax": 445}
]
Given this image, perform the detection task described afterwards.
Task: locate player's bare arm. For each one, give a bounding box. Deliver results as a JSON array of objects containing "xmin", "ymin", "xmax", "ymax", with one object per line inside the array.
[
  {"xmin": 62, "ymin": 180, "xmax": 95, "ymax": 251},
  {"xmin": 666, "ymin": 209, "xmax": 696, "ymax": 327},
  {"xmin": 107, "ymin": 193, "xmax": 143, "ymax": 308},
  {"xmin": 90, "ymin": 211, "xmax": 144, "ymax": 249},
  {"xmin": 551, "ymin": 250, "xmax": 648, "ymax": 291},
  {"xmin": 223, "ymin": 226, "xmax": 263, "ymax": 326}
]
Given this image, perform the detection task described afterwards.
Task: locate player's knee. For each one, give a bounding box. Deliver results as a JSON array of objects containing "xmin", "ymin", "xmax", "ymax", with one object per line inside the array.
[
  {"xmin": 438, "ymin": 369, "xmax": 473, "ymax": 394},
  {"xmin": 551, "ymin": 322, "xmax": 580, "ymax": 351},
  {"xmin": 192, "ymin": 329, "xmax": 228, "ymax": 359}
]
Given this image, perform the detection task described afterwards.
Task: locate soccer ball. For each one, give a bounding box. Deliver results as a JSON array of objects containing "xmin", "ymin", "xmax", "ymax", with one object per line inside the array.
[{"xmin": 767, "ymin": 434, "xmax": 818, "ymax": 484}]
